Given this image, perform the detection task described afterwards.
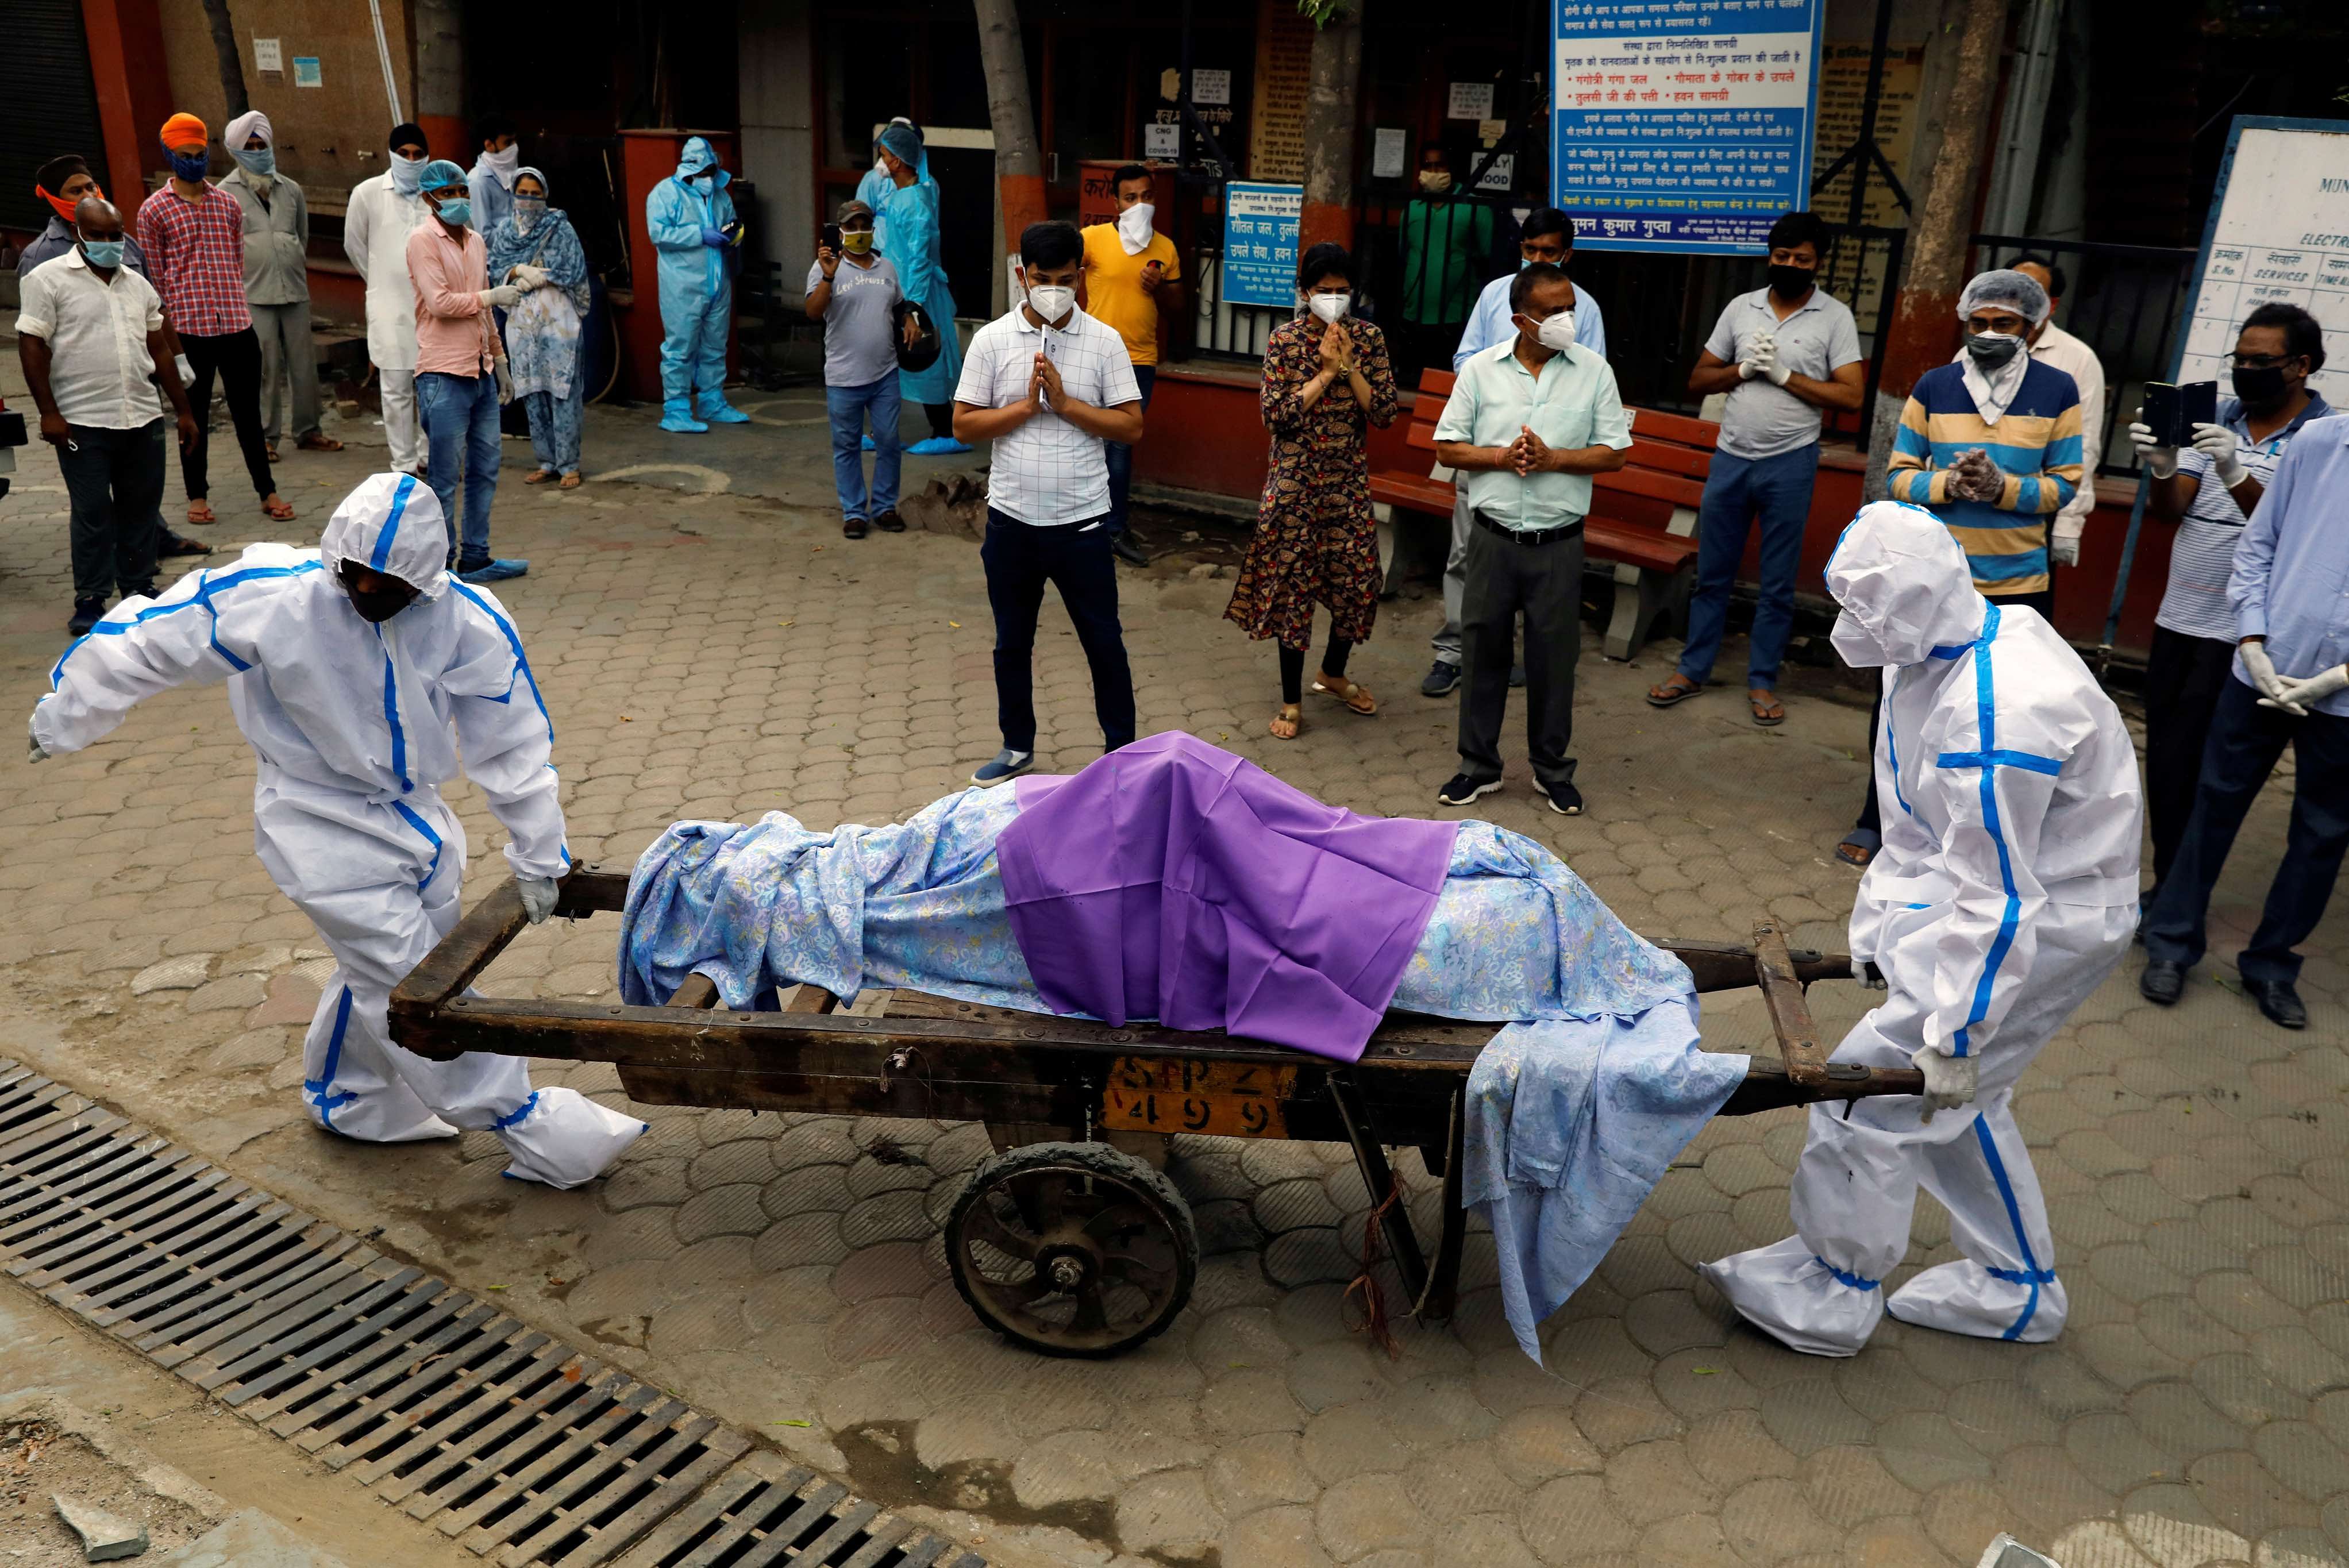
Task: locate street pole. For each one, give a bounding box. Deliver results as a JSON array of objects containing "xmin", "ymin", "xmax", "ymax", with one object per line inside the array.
[{"xmin": 972, "ymin": 0, "xmax": 1050, "ymax": 248}]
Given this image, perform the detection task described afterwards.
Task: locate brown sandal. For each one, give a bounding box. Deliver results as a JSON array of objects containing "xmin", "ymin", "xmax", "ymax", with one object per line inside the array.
[
  {"xmin": 522, "ymin": 468, "xmax": 558, "ymax": 485},
  {"xmin": 558, "ymin": 472, "xmax": 584, "ymax": 490},
  {"xmin": 262, "ymin": 495, "xmax": 296, "ymax": 522},
  {"xmin": 186, "ymin": 500, "xmax": 217, "ymax": 525},
  {"xmin": 296, "ymin": 432, "xmax": 344, "ymax": 452},
  {"xmin": 1270, "ymin": 705, "xmax": 1302, "ymax": 741},
  {"xmin": 1647, "ymin": 672, "xmax": 1702, "ymax": 707},
  {"xmin": 1311, "ymin": 675, "xmax": 1376, "ymax": 715}
]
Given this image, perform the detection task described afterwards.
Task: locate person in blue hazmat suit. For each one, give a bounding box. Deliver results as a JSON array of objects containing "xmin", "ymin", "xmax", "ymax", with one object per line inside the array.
[
  {"xmin": 646, "ymin": 136, "xmax": 749, "ymax": 433},
  {"xmin": 27, "ymin": 473, "xmax": 647, "ymax": 1188},
  {"xmin": 869, "ymin": 122, "xmax": 968, "ymax": 455},
  {"xmin": 1700, "ymin": 500, "xmax": 2140, "ymax": 1354}
]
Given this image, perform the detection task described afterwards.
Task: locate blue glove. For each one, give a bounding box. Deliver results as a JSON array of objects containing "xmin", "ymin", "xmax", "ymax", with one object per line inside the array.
[{"xmin": 700, "ymin": 225, "xmax": 727, "ymax": 248}]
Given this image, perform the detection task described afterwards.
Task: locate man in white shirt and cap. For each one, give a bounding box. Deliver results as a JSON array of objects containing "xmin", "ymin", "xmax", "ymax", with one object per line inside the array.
[
  {"xmin": 2011, "ymin": 255, "xmax": 2106, "ymax": 571},
  {"xmin": 344, "ymin": 123, "xmax": 435, "ymax": 477}
]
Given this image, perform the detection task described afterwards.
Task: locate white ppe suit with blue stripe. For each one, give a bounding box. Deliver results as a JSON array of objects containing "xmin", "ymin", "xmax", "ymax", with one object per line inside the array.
[
  {"xmin": 1700, "ymin": 501, "xmax": 2139, "ymax": 1355},
  {"xmin": 29, "ymin": 473, "xmax": 645, "ymax": 1188}
]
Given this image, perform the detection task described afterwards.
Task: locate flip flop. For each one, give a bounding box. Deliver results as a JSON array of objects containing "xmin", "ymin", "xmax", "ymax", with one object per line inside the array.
[
  {"xmin": 263, "ymin": 497, "xmax": 296, "ymax": 521},
  {"xmin": 186, "ymin": 501, "xmax": 217, "ymax": 525},
  {"xmin": 1311, "ymin": 677, "xmax": 1376, "ymax": 715},
  {"xmin": 1836, "ymin": 828, "xmax": 1880, "ymax": 868},
  {"xmin": 1647, "ymin": 673, "xmax": 1703, "ymax": 707},
  {"xmin": 1749, "ymin": 688, "xmax": 1785, "ymax": 726},
  {"xmin": 522, "ymin": 469, "xmax": 558, "ymax": 485}
]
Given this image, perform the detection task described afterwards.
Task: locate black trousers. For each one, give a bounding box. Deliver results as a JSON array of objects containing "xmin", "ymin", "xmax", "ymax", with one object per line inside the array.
[
  {"xmin": 1458, "ymin": 518, "xmax": 1583, "ymax": 789},
  {"xmin": 981, "ymin": 508, "xmax": 1137, "ymax": 754},
  {"xmin": 2142, "ymin": 625, "xmax": 2241, "ymax": 890},
  {"xmin": 1854, "ymin": 587, "xmax": 2055, "ymax": 836},
  {"xmin": 2142, "ymin": 679, "xmax": 2349, "ymax": 985},
  {"xmin": 57, "ymin": 421, "xmax": 166, "ymax": 601},
  {"xmin": 182, "ymin": 328, "xmax": 274, "ymax": 502}
]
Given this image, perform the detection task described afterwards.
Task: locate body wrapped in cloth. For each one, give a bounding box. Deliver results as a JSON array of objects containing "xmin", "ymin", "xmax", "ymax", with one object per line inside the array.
[{"xmin": 618, "ymin": 734, "xmax": 1742, "ymax": 1358}]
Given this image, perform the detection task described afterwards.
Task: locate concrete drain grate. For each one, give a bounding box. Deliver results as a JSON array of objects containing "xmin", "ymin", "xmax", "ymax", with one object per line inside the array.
[{"xmin": 0, "ymin": 1062, "xmax": 988, "ymax": 1568}]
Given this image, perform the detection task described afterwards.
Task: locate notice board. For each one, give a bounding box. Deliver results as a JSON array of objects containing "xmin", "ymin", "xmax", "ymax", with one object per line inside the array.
[
  {"xmin": 1553, "ymin": 0, "xmax": 1824, "ymax": 255},
  {"xmin": 2177, "ymin": 117, "xmax": 2349, "ymax": 410},
  {"xmin": 1222, "ymin": 182, "xmax": 1303, "ymax": 309}
]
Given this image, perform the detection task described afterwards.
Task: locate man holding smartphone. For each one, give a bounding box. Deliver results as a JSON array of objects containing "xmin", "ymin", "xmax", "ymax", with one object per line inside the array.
[{"xmin": 807, "ymin": 199, "xmax": 912, "ymax": 539}]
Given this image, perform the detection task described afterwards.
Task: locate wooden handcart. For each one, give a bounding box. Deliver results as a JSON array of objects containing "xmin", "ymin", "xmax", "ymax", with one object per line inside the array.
[{"xmin": 390, "ymin": 870, "xmax": 1923, "ymax": 1358}]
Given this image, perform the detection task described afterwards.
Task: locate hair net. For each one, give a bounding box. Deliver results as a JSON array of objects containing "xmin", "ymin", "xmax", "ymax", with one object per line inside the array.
[
  {"xmin": 1956, "ymin": 268, "xmax": 2050, "ymax": 326},
  {"xmin": 225, "ymin": 110, "xmax": 274, "ymax": 150},
  {"xmin": 877, "ymin": 123, "xmax": 924, "ymax": 168},
  {"xmin": 418, "ymin": 159, "xmax": 469, "ymax": 193}
]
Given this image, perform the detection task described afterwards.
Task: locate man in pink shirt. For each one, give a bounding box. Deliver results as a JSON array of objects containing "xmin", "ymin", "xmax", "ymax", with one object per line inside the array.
[{"xmin": 405, "ymin": 159, "xmax": 526, "ymax": 583}]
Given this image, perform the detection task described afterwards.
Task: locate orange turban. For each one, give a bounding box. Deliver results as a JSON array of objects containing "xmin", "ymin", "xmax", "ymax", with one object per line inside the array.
[{"xmin": 159, "ymin": 113, "xmax": 208, "ymax": 151}]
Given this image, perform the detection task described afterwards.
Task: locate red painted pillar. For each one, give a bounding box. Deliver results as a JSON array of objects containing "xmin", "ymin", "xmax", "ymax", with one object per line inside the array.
[
  {"xmin": 619, "ymin": 130, "xmax": 740, "ymax": 404},
  {"xmin": 79, "ymin": 0, "xmax": 172, "ymax": 210}
]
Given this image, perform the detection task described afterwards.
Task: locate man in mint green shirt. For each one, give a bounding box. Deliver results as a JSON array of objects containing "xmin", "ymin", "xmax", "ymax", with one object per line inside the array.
[{"xmin": 1432, "ymin": 262, "xmax": 1632, "ymax": 815}]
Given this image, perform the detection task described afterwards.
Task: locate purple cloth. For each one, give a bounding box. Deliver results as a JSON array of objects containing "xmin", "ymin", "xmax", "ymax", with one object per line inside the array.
[{"xmin": 998, "ymin": 733, "xmax": 1460, "ymax": 1062}]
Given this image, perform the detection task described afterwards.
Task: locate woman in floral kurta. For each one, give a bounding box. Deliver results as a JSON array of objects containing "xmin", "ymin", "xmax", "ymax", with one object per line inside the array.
[{"xmin": 1224, "ymin": 244, "xmax": 1400, "ymax": 739}]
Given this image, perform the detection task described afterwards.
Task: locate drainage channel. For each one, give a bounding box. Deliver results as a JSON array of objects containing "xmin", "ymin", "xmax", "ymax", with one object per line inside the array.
[{"xmin": 0, "ymin": 1061, "xmax": 990, "ymax": 1568}]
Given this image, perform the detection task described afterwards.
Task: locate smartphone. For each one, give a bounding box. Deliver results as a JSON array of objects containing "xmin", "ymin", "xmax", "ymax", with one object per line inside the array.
[
  {"xmin": 821, "ymin": 222, "xmax": 841, "ymax": 252},
  {"xmin": 2142, "ymin": 379, "xmax": 2219, "ymax": 446}
]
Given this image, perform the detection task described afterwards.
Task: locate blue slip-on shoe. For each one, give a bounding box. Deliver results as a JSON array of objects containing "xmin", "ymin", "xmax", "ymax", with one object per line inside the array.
[
  {"xmin": 861, "ymin": 434, "xmax": 876, "ymax": 452},
  {"xmin": 697, "ymin": 400, "xmax": 753, "ymax": 425},
  {"xmin": 458, "ymin": 558, "xmax": 530, "ymax": 584},
  {"xmin": 907, "ymin": 436, "xmax": 973, "ymax": 456},
  {"xmin": 971, "ymin": 749, "xmax": 1034, "ymax": 787}
]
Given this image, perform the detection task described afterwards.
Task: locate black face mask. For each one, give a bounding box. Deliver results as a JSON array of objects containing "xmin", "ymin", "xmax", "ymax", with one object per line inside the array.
[
  {"xmin": 340, "ymin": 567, "xmax": 417, "ymax": 623},
  {"xmin": 2231, "ymin": 364, "xmax": 2296, "ymax": 410},
  {"xmin": 1767, "ymin": 264, "xmax": 1814, "ymax": 301}
]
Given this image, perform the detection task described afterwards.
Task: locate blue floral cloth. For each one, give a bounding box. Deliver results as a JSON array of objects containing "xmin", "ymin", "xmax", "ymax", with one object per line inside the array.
[{"xmin": 487, "ymin": 207, "xmax": 587, "ymax": 400}]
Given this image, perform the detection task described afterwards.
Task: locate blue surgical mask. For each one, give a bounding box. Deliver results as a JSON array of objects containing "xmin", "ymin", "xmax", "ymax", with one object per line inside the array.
[
  {"xmin": 234, "ymin": 146, "xmax": 275, "ymax": 177},
  {"xmin": 390, "ymin": 153, "xmax": 426, "ymax": 196},
  {"xmin": 167, "ymin": 147, "xmax": 209, "ymax": 182},
  {"xmin": 433, "ymin": 195, "xmax": 472, "ymax": 228},
  {"xmin": 80, "ymin": 236, "xmax": 125, "ymax": 268}
]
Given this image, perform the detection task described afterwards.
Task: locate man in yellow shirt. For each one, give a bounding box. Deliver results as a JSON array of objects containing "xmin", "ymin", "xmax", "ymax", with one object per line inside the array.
[{"xmin": 1082, "ymin": 164, "xmax": 1183, "ymax": 566}]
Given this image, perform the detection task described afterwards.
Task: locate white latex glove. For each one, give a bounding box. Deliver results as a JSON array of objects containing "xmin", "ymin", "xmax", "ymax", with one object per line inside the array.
[
  {"xmin": 1763, "ymin": 356, "xmax": 1793, "ymax": 387},
  {"xmin": 2128, "ymin": 413, "xmax": 2178, "ymax": 480},
  {"xmin": 493, "ymin": 357, "xmax": 514, "ymax": 407},
  {"xmin": 2189, "ymin": 422, "xmax": 2247, "ymax": 488},
  {"xmin": 27, "ymin": 732, "xmax": 48, "ymax": 764},
  {"xmin": 1858, "ymin": 960, "xmax": 1888, "ymax": 991},
  {"xmin": 2050, "ymin": 535, "xmax": 2080, "ymax": 567},
  {"xmin": 2273, "ymin": 664, "xmax": 2349, "ymax": 712},
  {"xmin": 174, "ymin": 353, "xmax": 195, "ymax": 388},
  {"xmin": 1911, "ymin": 1045, "xmax": 1978, "ymax": 1123},
  {"xmin": 510, "ymin": 263, "xmax": 549, "ymax": 291},
  {"xmin": 479, "ymin": 284, "xmax": 524, "ymax": 309},
  {"xmin": 1736, "ymin": 355, "xmax": 1763, "ymax": 381},
  {"xmin": 517, "ymin": 876, "xmax": 559, "ymax": 924},
  {"xmin": 2240, "ymin": 641, "xmax": 2300, "ymax": 712}
]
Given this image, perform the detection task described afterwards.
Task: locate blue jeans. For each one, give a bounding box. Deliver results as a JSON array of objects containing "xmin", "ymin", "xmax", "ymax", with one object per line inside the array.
[
  {"xmin": 415, "ymin": 371, "xmax": 500, "ymax": 564},
  {"xmin": 1104, "ymin": 364, "xmax": 1156, "ymax": 535},
  {"xmin": 827, "ymin": 374, "xmax": 902, "ymax": 521},
  {"xmin": 1676, "ymin": 443, "xmax": 1821, "ymax": 688}
]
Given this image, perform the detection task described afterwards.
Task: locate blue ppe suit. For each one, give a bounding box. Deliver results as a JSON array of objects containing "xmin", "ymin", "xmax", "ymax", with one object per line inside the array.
[
  {"xmin": 646, "ymin": 137, "xmax": 746, "ymax": 429},
  {"xmin": 867, "ymin": 142, "xmax": 964, "ymax": 414}
]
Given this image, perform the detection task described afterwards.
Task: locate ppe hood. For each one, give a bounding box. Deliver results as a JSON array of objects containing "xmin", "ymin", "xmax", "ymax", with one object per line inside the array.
[
  {"xmin": 674, "ymin": 138, "xmax": 729, "ymax": 186},
  {"xmin": 1824, "ymin": 500, "xmax": 1986, "ymax": 668},
  {"xmin": 319, "ymin": 472, "xmax": 451, "ymax": 601}
]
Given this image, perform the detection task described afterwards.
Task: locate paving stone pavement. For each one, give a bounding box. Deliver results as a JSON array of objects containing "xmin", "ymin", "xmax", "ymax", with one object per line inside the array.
[{"xmin": 0, "ymin": 374, "xmax": 2343, "ymax": 1568}]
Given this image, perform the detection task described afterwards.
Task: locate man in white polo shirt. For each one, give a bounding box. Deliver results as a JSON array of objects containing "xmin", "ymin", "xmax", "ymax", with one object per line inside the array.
[
  {"xmin": 953, "ymin": 220, "xmax": 1145, "ymax": 786},
  {"xmin": 16, "ymin": 197, "xmax": 200, "ymax": 634}
]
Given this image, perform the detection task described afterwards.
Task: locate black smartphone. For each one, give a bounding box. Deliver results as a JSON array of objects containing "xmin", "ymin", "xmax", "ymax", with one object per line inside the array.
[
  {"xmin": 821, "ymin": 223, "xmax": 842, "ymax": 252},
  {"xmin": 2142, "ymin": 380, "xmax": 2219, "ymax": 446}
]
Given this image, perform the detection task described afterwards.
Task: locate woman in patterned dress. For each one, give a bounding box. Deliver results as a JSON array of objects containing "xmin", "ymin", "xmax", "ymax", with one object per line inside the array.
[{"xmin": 1224, "ymin": 244, "xmax": 1400, "ymax": 739}]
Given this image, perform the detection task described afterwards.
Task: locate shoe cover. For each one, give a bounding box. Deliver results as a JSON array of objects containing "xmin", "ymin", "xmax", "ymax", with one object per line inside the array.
[
  {"xmin": 696, "ymin": 399, "xmax": 752, "ymax": 423},
  {"xmin": 1888, "ymin": 1258, "xmax": 2067, "ymax": 1343},
  {"xmin": 906, "ymin": 436, "xmax": 971, "ymax": 456},
  {"xmin": 1698, "ymin": 1236, "xmax": 1882, "ymax": 1357},
  {"xmin": 496, "ymin": 1087, "xmax": 649, "ymax": 1189},
  {"xmin": 660, "ymin": 399, "xmax": 708, "ymax": 433}
]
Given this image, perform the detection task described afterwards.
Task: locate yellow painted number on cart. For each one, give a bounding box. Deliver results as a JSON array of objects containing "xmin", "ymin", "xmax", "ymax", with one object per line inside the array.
[{"xmin": 1101, "ymin": 1057, "xmax": 1293, "ymax": 1138}]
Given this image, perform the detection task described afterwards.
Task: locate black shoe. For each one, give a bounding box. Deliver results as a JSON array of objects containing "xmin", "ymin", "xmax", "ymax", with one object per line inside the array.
[
  {"xmin": 1437, "ymin": 772, "xmax": 1502, "ymax": 807},
  {"xmin": 1532, "ymin": 778, "xmax": 1584, "ymax": 816},
  {"xmin": 2139, "ymin": 959, "xmax": 2185, "ymax": 1005},
  {"xmin": 1111, "ymin": 532, "xmax": 1150, "ymax": 567},
  {"xmin": 1510, "ymin": 664, "xmax": 1526, "ymax": 689},
  {"xmin": 159, "ymin": 530, "xmax": 213, "ymax": 557},
  {"xmin": 68, "ymin": 598, "xmax": 106, "ymax": 635},
  {"xmin": 873, "ymin": 510, "xmax": 906, "ymax": 533},
  {"xmin": 2243, "ymin": 977, "xmax": 2308, "ymax": 1030},
  {"xmin": 842, "ymin": 517, "xmax": 868, "ymax": 540},
  {"xmin": 1421, "ymin": 660, "xmax": 1461, "ymax": 698}
]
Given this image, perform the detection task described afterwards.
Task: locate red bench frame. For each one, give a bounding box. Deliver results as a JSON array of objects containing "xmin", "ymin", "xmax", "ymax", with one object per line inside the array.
[{"xmin": 1369, "ymin": 370, "xmax": 1720, "ymax": 660}]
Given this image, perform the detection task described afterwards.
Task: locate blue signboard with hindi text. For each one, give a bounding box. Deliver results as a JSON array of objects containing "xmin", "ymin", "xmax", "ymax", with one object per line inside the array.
[
  {"xmin": 1553, "ymin": 0, "xmax": 1824, "ymax": 255},
  {"xmin": 1220, "ymin": 182, "xmax": 1304, "ymax": 309}
]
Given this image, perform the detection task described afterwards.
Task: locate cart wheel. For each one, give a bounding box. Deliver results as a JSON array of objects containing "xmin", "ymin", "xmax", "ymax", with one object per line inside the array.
[{"xmin": 945, "ymin": 1140, "xmax": 1197, "ymax": 1358}]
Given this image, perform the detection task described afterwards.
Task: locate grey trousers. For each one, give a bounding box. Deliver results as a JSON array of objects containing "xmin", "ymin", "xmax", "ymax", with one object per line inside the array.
[
  {"xmin": 251, "ymin": 299, "xmax": 320, "ymax": 442},
  {"xmin": 1458, "ymin": 518, "xmax": 1583, "ymax": 791},
  {"xmin": 58, "ymin": 421, "xmax": 165, "ymax": 601},
  {"xmin": 1431, "ymin": 487, "xmax": 1473, "ymax": 667}
]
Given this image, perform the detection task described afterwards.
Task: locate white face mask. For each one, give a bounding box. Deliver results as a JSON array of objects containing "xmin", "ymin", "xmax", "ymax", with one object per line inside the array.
[
  {"xmin": 1116, "ymin": 202, "xmax": 1155, "ymax": 255},
  {"xmin": 1026, "ymin": 281, "xmax": 1076, "ymax": 323},
  {"xmin": 1526, "ymin": 309, "xmax": 1577, "ymax": 353},
  {"xmin": 1308, "ymin": 291, "xmax": 1350, "ymax": 325}
]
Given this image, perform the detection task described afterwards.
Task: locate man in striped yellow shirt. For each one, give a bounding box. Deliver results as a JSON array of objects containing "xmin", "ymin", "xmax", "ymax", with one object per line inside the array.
[{"xmin": 1885, "ymin": 269, "xmax": 2085, "ymax": 612}]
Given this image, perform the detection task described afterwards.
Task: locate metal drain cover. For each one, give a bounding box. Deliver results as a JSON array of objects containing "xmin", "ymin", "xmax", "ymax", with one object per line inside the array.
[{"xmin": 0, "ymin": 1062, "xmax": 987, "ymax": 1568}]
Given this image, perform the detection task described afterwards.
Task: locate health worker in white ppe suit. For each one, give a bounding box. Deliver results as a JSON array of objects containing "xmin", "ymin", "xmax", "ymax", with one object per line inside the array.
[
  {"xmin": 1700, "ymin": 500, "xmax": 2139, "ymax": 1355},
  {"xmin": 27, "ymin": 472, "xmax": 645, "ymax": 1188}
]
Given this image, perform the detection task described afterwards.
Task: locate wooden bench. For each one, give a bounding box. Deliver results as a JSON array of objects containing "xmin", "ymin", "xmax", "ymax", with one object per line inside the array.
[{"xmin": 1369, "ymin": 370, "xmax": 1718, "ymax": 660}]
